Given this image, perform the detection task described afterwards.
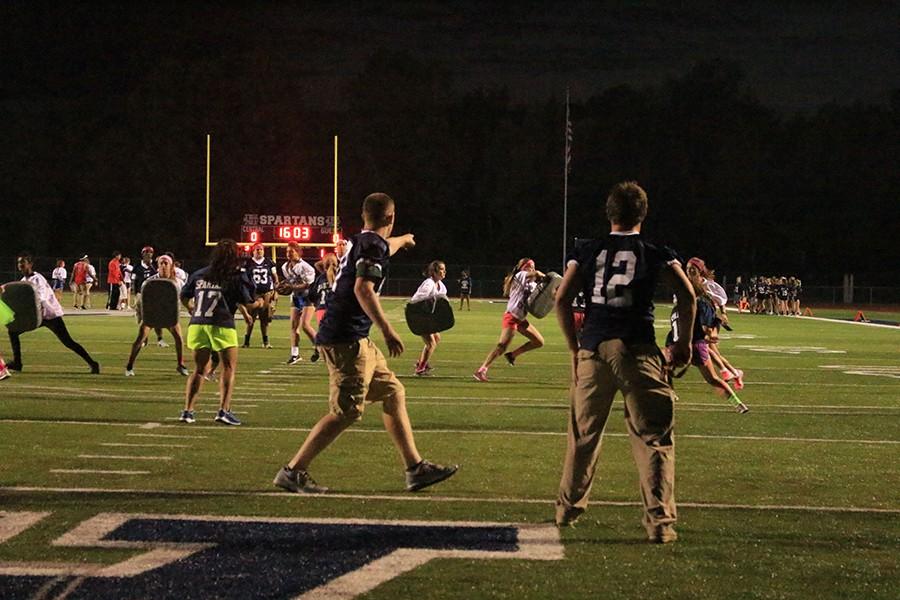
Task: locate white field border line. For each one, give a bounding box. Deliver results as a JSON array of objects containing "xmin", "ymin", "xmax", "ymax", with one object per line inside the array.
[
  {"xmin": 100, "ymin": 443, "xmax": 191, "ymax": 448},
  {"xmin": 49, "ymin": 469, "xmax": 150, "ymax": 475},
  {"xmin": 2, "ymin": 419, "xmax": 898, "ymax": 445},
  {"xmin": 2, "ymin": 488, "xmax": 898, "ymax": 516},
  {"xmin": 77, "ymin": 454, "xmax": 173, "ymax": 461},
  {"xmin": 127, "ymin": 433, "xmax": 207, "ymax": 439},
  {"xmin": 799, "ymin": 315, "xmax": 900, "ymax": 329},
  {"xmin": 0, "ymin": 512, "xmax": 562, "ymax": 582},
  {"xmin": 0, "ymin": 511, "xmax": 51, "ymax": 543}
]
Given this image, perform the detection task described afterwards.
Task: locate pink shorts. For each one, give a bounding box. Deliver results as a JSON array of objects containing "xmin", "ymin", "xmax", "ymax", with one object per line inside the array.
[
  {"xmin": 316, "ymin": 309, "xmax": 326, "ymax": 325},
  {"xmin": 502, "ymin": 312, "xmax": 529, "ymax": 332},
  {"xmin": 691, "ymin": 340, "xmax": 710, "ymax": 365},
  {"xmin": 573, "ymin": 311, "xmax": 585, "ymax": 332}
]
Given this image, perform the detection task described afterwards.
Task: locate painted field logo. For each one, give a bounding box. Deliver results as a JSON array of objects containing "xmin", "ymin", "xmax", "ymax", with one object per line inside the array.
[
  {"xmin": 820, "ymin": 365, "xmax": 900, "ymax": 379},
  {"xmin": 0, "ymin": 512, "xmax": 563, "ymax": 599}
]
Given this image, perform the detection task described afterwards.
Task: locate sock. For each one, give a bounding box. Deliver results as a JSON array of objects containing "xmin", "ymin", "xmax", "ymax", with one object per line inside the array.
[
  {"xmin": 291, "ymin": 346, "xmax": 299, "ymax": 357},
  {"xmin": 727, "ymin": 393, "xmax": 743, "ymax": 407},
  {"xmin": 244, "ymin": 334, "xmax": 251, "ymax": 345}
]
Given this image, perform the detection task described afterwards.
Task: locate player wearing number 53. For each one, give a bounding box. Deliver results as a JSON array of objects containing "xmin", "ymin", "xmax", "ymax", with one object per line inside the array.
[
  {"xmin": 179, "ymin": 239, "xmax": 263, "ymax": 426},
  {"xmin": 553, "ymin": 181, "xmax": 696, "ymax": 543}
]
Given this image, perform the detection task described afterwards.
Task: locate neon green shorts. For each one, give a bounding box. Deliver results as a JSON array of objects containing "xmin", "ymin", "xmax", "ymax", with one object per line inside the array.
[{"xmin": 186, "ymin": 324, "xmax": 238, "ymax": 351}]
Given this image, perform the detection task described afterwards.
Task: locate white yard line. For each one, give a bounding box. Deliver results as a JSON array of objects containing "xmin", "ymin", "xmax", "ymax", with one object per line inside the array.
[
  {"xmin": 2, "ymin": 486, "xmax": 897, "ymax": 514},
  {"xmin": 126, "ymin": 433, "xmax": 207, "ymax": 439},
  {"xmin": 1, "ymin": 418, "xmax": 896, "ymax": 445},
  {"xmin": 48, "ymin": 469, "xmax": 150, "ymax": 475},
  {"xmin": 77, "ymin": 454, "xmax": 173, "ymax": 461},
  {"xmin": 100, "ymin": 443, "xmax": 190, "ymax": 448}
]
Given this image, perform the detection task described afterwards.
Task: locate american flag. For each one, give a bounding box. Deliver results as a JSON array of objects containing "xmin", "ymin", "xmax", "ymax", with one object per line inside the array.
[{"xmin": 565, "ymin": 96, "xmax": 573, "ymax": 175}]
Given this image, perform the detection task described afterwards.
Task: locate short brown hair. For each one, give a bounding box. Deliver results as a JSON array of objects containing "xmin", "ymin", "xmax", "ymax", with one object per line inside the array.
[
  {"xmin": 606, "ymin": 181, "xmax": 648, "ymax": 228},
  {"xmin": 362, "ymin": 192, "xmax": 394, "ymax": 226}
]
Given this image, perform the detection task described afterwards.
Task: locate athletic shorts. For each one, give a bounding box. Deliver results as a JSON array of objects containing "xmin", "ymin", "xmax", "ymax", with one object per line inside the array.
[
  {"xmin": 292, "ymin": 294, "xmax": 308, "ymax": 310},
  {"xmin": 52, "ymin": 279, "xmax": 66, "ymax": 291},
  {"xmin": 321, "ymin": 338, "xmax": 404, "ymax": 421},
  {"xmin": 316, "ymin": 308, "xmax": 326, "ymax": 324},
  {"xmin": 691, "ymin": 340, "xmax": 710, "ymax": 366},
  {"xmin": 186, "ymin": 324, "xmax": 238, "ymax": 351},
  {"xmin": 502, "ymin": 311, "xmax": 529, "ymax": 332}
]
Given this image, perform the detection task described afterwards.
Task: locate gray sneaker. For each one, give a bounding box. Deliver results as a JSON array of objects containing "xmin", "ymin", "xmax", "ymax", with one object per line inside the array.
[
  {"xmin": 405, "ymin": 460, "xmax": 458, "ymax": 492},
  {"xmin": 273, "ymin": 467, "xmax": 328, "ymax": 494}
]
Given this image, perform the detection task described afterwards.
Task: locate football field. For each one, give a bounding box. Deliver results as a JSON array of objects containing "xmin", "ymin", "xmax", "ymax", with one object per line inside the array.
[{"xmin": 1, "ymin": 299, "xmax": 898, "ymax": 599}]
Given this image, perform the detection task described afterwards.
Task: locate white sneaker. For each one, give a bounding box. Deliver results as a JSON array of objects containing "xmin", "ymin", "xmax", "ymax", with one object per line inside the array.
[
  {"xmin": 0, "ymin": 367, "xmax": 10, "ymax": 381},
  {"xmin": 125, "ymin": 369, "xmax": 135, "ymax": 377},
  {"xmin": 157, "ymin": 339, "xmax": 169, "ymax": 348}
]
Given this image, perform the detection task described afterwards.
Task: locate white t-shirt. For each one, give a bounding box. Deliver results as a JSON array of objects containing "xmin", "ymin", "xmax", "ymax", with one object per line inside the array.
[
  {"xmin": 122, "ymin": 264, "xmax": 134, "ymax": 284},
  {"xmin": 51, "ymin": 267, "xmax": 67, "ymax": 282},
  {"xmin": 281, "ymin": 259, "xmax": 316, "ymax": 297},
  {"xmin": 143, "ymin": 273, "xmax": 183, "ymax": 294},
  {"xmin": 22, "ymin": 272, "xmax": 65, "ymax": 320},
  {"xmin": 85, "ymin": 264, "xmax": 97, "ymax": 284},
  {"xmin": 506, "ymin": 271, "xmax": 534, "ymax": 320},
  {"xmin": 703, "ymin": 279, "xmax": 728, "ymax": 308},
  {"xmin": 174, "ymin": 267, "xmax": 188, "ymax": 288},
  {"xmin": 410, "ymin": 278, "xmax": 447, "ymax": 304}
]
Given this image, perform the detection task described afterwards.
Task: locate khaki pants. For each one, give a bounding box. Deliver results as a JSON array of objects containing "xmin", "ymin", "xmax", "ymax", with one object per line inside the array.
[{"xmin": 557, "ymin": 340, "xmax": 677, "ymax": 538}]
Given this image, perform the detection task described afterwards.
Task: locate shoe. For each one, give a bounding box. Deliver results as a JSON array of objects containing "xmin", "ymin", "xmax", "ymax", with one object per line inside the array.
[
  {"xmin": 555, "ymin": 505, "xmax": 584, "ymax": 527},
  {"xmin": 415, "ymin": 366, "xmax": 429, "ymax": 376},
  {"xmin": 179, "ymin": 410, "xmax": 195, "ymax": 423},
  {"xmin": 176, "ymin": 365, "xmax": 189, "ymax": 376},
  {"xmin": 241, "ymin": 342, "xmax": 251, "ymax": 349},
  {"xmin": 405, "ymin": 460, "xmax": 458, "ymax": 492},
  {"xmin": 720, "ymin": 369, "xmax": 734, "ymax": 381},
  {"xmin": 203, "ymin": 372, "xmax": 218, "ymax": 382},
  {"xmin": 141, "ymin": 339, "xmax": 148, "ymax": 348},
  {"xmin": 287, "ymin": 354, "xmax": 302, "ymax": 365},
  {"xmin": 89, "ymin": 361, "xmax": 101, "ymax": 375},
  {"xmin": 7, "ymin": 361, "xmax": 22, "ymax": 372},
  {"xmin": 735, "ymin": 401, "xmax": 750, "ymax": 414},
  {"xmin": 214, "ymin": 409, "xmax": 241, "ymax": 425},
  {"xmin": 310, "ymin": 349, "xmax": 320, "ymax": 363},
  {"xmin": 157, "ymin": 339, "xmax": 169, "ymax": 348},
  {"xmin": 262, "ymin": 343, "xmax": 273, "ymax": 349},
  {"xmin": 125, "ymin": 368, "xmax": 135, "ymax": 377},
  {"xmin": 0, "ymin": 368, "xmax": 10, "ymax": 381},
  {"xmin": 648, "ymin": 527, "xmax": 678, "ymax": 544},
  {"xmin": 503, "ymin": 352, "xmax": 516, "ymax": 366},
  {"xmin": 473, "ymin": 367, "xmax": 489, "ymax": 382},
  {"xmin": 273, "ymin": 466, "xmax": 328, "ymax": 494}
]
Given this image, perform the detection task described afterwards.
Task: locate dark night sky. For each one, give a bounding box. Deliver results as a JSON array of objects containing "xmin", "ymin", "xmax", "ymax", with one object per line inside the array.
[{"xmin": 4, "ymin": 2, "xmax": 899, "ymax": 112}]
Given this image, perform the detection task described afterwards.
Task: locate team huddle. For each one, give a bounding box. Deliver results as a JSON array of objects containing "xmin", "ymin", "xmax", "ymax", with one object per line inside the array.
[{"xmin": 2, "ymin": 182, "xmax": 749, "ymax": 543}]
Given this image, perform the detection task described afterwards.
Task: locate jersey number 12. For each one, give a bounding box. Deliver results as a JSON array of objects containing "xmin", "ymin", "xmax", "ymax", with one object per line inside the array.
[{"xmin": 592, "ymin": 250, "xmax": 637, "ymax": 307}]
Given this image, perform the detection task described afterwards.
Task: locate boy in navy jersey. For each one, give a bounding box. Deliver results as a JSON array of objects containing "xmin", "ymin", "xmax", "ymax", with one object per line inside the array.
[
  {"xmin": 274, "ymin": 193, "xmax": 458, "ymax": 494},
  {"xmin": 241, "ymin": 243, "xmax": 279, "ymax": 348},
  {"xmin": 553, "ymin": 181, "xmax": 696, "ymax": 543}
]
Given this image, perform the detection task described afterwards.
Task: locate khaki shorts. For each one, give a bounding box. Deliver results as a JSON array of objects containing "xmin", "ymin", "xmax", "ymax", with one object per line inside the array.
[{"xmin": 321, "ymin": 338, "xmax": 404, "ymax": 421}]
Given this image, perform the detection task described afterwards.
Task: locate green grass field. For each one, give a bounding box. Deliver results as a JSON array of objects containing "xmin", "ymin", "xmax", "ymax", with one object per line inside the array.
[{"xmin": 1, "ymin": 298, "xmax": 898, "ymax": 599}]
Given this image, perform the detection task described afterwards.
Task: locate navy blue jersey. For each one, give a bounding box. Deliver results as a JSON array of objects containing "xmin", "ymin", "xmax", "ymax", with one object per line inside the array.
[
  {"xmin": 243, "ymin": 257, "xmax": 277, "ymax": 294},
  {"xmin": 311, "ymin": 272, "xmax": 331, "ymax": 309},
  {"xmin": 569, "ymin": 233, "xmax": 678, "ymax": 350},
  {"xmin": 572, "ymin": 291, "xmax": 587, "ymax": 313},
  {"xmin": 181, "ymin": 266, "xmax": 254, "ymax": 328},
  {"xmin": 132, "ymin": 261, "xmax": 157, "ymax": 290},
  {"xmin": 315, "ymin": 231, "xmax": 390, "ymax": 345},
  {"xmin": 666, "ymin": 296, "xmax": 716, "ymax": 346},
  {"xmin": 459, "ymin": 276, "xmax": 472, "ymax": 294}
]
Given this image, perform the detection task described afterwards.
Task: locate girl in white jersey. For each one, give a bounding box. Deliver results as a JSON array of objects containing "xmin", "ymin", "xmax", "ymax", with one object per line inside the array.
[
  {"xmin": 125, "ymin": 255, "xmax": 188, "ymax": 377},
  {"xmin": 51, "ymin": 259, "xmax": 67, "ymax": 303},
  {"xmin": 278, "ymin": 241, "xmax": 316, "ymax": 364},
  {"xmin": 410, "ymin": 260, "xmax": 448, "ymax": 376},
  {"xmin": 474, "ymin": 258, "xmax": 545, "ymax": 382}
]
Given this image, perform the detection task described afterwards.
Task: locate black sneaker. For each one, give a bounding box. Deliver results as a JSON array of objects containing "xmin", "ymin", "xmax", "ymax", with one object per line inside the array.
[
  {"xmin": 6, "ymin": 361, "xmax": 22, "ymax": 372},
  {"xmin": 287, "ymin": 354, "xmax": 302, "ymax": 365},
  {"xmin": 89, "ymin": 361, "xmax": 101, "ymax": 375},
  {"xmin": 405, "ymin": 460, "xmax": 458, "ymax": 492},
  {"xmin": 310, "ymin": 349, "xmax": 320, "ymax": 363},
  {"xmin": 503, "ymin": 352, "xmax": 516, "ymax": 366},
  {"xmin": 273, "ymin": 467, "xmax": 328, "ymax": 494}
]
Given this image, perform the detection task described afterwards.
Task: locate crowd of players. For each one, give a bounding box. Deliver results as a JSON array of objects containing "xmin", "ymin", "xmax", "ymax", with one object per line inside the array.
[
  {"xmin": 733, "ymin": 275, "xmax": 803, "ymax": 315},
  {"xmin": 1, "ymin": 184, "xmax": 762, "ymax": 543}
]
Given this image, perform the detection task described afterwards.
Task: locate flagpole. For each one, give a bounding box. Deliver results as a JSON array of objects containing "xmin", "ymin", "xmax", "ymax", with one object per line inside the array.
[{"xmin": 562, "ymin": 88, "xmax": 570, "ymax": 267}]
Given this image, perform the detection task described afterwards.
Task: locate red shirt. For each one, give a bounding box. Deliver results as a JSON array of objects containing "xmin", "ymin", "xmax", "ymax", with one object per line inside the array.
[
  {"xmin": 107, "ymin": 258, "xmax": 122, "ymax": 284},
  {"xmin": 72, "ymin": 261, "xmax": 87, "ymax": 284}
]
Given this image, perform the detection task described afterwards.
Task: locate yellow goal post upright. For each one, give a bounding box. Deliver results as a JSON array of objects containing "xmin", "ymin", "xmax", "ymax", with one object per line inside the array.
[{"xmin": 204, "ymin": 133, "xmax": 342, "ymax": 260}]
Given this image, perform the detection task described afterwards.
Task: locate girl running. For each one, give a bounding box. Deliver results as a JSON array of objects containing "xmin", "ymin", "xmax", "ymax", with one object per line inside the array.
[
  {"xmin": 473, "ymin": 258, "xmax": 545, "ymax": 381},
  {"xmin": 308, "ymin": 252, "xmax": 339, "ymax": 363},
  {"xmin": 279, "ymin": 241, "xmax": 316, "ymax": 364},
  {"xmin": 410, "ymin": 260, "xmax": 448, "ymax": 376},
  {"xmin": 124, "ymin": 255, "xmax": 188, "ymax": 377}
]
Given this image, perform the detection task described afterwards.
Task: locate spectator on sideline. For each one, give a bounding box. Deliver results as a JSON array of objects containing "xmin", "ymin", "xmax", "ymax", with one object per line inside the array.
[
  {"xmin": 106, "ymin": 250, "xmax": 123, "ymax": 310},
  {"xmin": 51, "ymin": 259, "xmax": 67, "ymax": 304},
  {"xmin": 83, "ymin": 256, "xmax": 97, "ymax": 309},
  {"xmin": 119, "ymin": 256, "xmax": 133, "ymax": 309},
  {"xmin": 72, "ymin": 255, "xmax": 88, "ymax": 309}
]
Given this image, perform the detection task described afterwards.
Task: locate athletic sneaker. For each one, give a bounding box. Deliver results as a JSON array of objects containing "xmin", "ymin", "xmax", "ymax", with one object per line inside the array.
[
  {"xmin": 735, "ymin": 401, "xmax": 750, "ymax": 414},
  {"xmin": 287, "ymin": 354, "xmax": 302, "ymax": 365},
  {"xmin": 503, "ymin": 352, "xmax": 516, "ymax": 366},
  {"xmin": 310, "ymin": 349, "xmax": 320, "ymax": 363},
  {"xmin": 648, "ymin": 526, "xmax": 678, "ymax": 544},
  {"xmin": 157, "ymin": 339, "xmax": 169, "ymax": 348},
  {"xmin": 262, "ymin": 343, "xmax": 273, "ymax": 349},
  {"xmin": 405, "ymin": 460, "xmax": 458, "ymax": 492},
  {"xmin": 555, "ymin": 505, "xmax": 584, "ymax": 528},
  {"xmin": 89, "ymin": 361, "xmax": 101, "ymax": 375},
  {"xmin": 6, "ymin": 361, "xmax": 22, "ymax": 372},
  {"xmin": 176, "ymin": 365, "xmax": 189, "ymax": 376},
  {"xmin": 125, "ymin": 368, "xmax": 135, "ymax": 377},
  {"xmin": 473, "ymin": 367, "xmax": 489, "ymax": 382},
  {"xmin": 203, "ymin": 372, "xmax": 218, "ymax": 382},
  {"xmin": 415, "ymin": 365, "xmax": 429, "ymax": 376},
  {"xmin": 273, "ymin": 466, "xmax": 328, "ymax": 494},
  {"xmin": 214, "ymin": 409, "xmax": 241, "ymax": 426},
  {"xmin": 0, "ymin": 367, "xmax": 10, "ymax": 381},
  {"xmin": 179, "ymin": 410, "xmax": 195, "ymax": 423},
  {"xmin": 241, "ymin": 342, "xmax": 251, "ymax": 349}
]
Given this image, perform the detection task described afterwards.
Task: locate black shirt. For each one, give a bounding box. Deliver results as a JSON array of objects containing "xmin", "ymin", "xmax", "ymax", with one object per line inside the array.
[
  {"xmin": 243, "ymin": 257, "xmax": 277, "ymax": 294},
  {"xmin": 315, "ymin": 231, "xmax": 390, "ymax": 345},
  {"xmin": 181, "ymin": 267, "xmax": 254, "ymax": 329},
  {"xmin": 132, "ymin": 261, "xmax": 157, "ymax": 290},
  {"xmin": 569, "ymin": 233, "xmax": 678, "ymax": 351}
]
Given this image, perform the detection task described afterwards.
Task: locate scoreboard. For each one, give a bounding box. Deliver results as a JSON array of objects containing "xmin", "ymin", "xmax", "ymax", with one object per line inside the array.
[{"xmin": 240, "ymin": 213, "xmax": 340, "ymax": 247}]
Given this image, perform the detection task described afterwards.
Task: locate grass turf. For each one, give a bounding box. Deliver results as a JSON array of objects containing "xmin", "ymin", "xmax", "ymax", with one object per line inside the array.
[{"xmin": 0, "ymin": 298, "xmax": 898, "ymax": 599}]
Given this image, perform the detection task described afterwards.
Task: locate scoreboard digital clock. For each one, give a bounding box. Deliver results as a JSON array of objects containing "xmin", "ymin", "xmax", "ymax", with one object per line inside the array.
[{"xmin": 240, "ymin": 213, "xmax": 340, "ymax": 247}]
